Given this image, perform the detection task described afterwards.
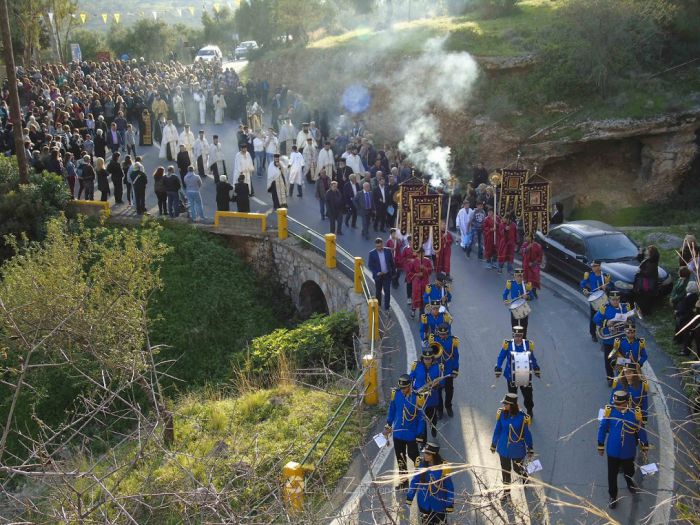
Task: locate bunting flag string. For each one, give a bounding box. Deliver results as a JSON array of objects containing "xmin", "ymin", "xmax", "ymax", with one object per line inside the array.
[
  {"xmin": 188, "ymin": 6, "xmax": 196, "ymax": 15},
  {"xmin": 152, "ymin": 11, "xmax": 158, "ymax": 20},
  {"xmin": 113, "ymin": 13, "xmax": 121, "ymax": 23},
  {"xmin": 101, "ymin": 13, "xmax": 108, "ymax": 24},
  {"xmin": 80, "ymin": 12, "xmax": 87, "ymax": 23},
  {"xmin": 177, "ymin": 8, "xmax": 182, "ymax": 16},
  {"xmin": 213, "ymin": 3, "xmax": 221, "ymax": 12},
  {"xmin": 47, "ymin": 12, "xmax": 54, "ymax": 24}
]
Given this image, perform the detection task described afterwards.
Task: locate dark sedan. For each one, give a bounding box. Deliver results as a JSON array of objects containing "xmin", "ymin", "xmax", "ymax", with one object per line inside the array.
[{"xmin": 535, "ymin": 220, "xmax": 673, "ymax": 300}]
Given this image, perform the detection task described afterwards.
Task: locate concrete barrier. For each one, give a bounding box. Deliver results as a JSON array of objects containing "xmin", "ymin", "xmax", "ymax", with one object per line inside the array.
[{"xmin": 214, "ymin": 211, "xmax": 268, "ymax": 234}]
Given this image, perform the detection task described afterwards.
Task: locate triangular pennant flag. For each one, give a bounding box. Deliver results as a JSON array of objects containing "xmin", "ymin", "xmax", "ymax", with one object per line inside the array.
[
  {"xmin": 213, "ymin": 3, "xmax": 221, "ymax": 12},
  {"xmin": 101, "ymin": 13, "xmax": 108, "ymax": 24},
  {"xmin": 152, "ymin": 11, "xmax": 157, "ymax": 20},
  {"xmin": 188, "ymin": 6, "xmax": 195, "ymax": 15},
  {"xmin": 47, "ymin": 12, "xmax": 54, "ymax": 24},
  {"xmin": 177, "ymin": 8, "xmax": 182, "ymax": 16},
  {"xmin": 113, "ymin": 13, "xmax": 121, "ymax": 23},
  {"xmin": 80, "ymin": 12, "xmax": 87, "ymax": 23}
]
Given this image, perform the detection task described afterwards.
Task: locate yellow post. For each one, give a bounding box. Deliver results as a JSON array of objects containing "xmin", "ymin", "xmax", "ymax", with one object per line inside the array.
[
  {"xmin": 325, "ymin": 233, "xmax": 336, "ymax": 269},
  {"xmin": 354, "ymin": 257, "xmax": 363, "ymax": 294},
  {"xmin": 368, "ymin": 298, "xmax": 379, "ymax": 343},
  {"xmin": 363, "ymin": 354, "xmax": 378, "ymax": 405},
  {"xmin": 277, "ymin": 208, "xmax": 288, "ymax": 240},
  {"xmin": 282, "ymin": 461, "xmax": 305, "ymax": 513}
]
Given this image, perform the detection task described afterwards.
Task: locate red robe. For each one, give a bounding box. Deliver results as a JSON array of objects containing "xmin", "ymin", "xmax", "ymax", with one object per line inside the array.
[
  {"xmin": 521, "ymin": 240, "xmax": 543, "ymax": 290},
  {"xmin": 497, "ymin": 219, "xmax": 517, "ymax": 264},
  {"xmin": 407, "ymin": 256, "xmax": 433, "ymax": 310},
  {"xmin": 400, "ymin": 246, "xmax": 414, "ymax": 275},
  {"xmin": 386, "ymin": 238, "xmax": 402, "ymax": 270},
  {"xmin": 483, "ymin": 215, "xmax": 496, "ymax": 260},
  {"xmin": 435, "ymin": 231, "xmax": 454, "ymax": 275}
]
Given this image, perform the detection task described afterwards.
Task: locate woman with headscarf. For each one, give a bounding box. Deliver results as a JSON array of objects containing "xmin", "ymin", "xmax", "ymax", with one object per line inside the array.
[{"xmin": 634, "ymin": 245, "xmax": 660, "ymax": 316}]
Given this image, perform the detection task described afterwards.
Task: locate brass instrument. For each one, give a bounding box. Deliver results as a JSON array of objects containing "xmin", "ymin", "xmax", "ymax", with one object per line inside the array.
[{"xmin": 596, "ymin": 308, "xmax": 640, "ymax": 343}]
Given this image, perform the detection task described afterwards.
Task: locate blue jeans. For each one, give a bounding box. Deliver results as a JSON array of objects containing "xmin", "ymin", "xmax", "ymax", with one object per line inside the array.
[
  {"xmin": 118, "ymin": 130, "xmax": 126, "ymax": 150},
  {"xmin": 187, "ymin": 191, "xmax": 205, "ymax": 219},
  {"xmin": 266, "ymin": 152, "xmax": 274, "ymax": 167},
  {"xmin": 470, "ymin": 229, "xmax": 484, "ymax": 259},
  {"xmin": 167, "ymin": 191, "xmax": 180, "ymax": 218},
  {"xmin": 256, "ymin": 151, "xmax": 266, "ymax": 178},
  {"xmin": 319, "ymin": 198, "xmax": 326, "ymax": 219}
]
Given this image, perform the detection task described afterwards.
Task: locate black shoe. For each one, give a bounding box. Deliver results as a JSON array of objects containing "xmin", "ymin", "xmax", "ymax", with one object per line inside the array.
[
  {"xmin": 446, "ymin": 406, "xmax": 453, "ymax": 418},
  {"xmin": 591, "ymin": 334, "xmax": 598, "ymax": 342},
  {"xmin": 608, "ymin": 497, "xmax": 617, "ymax": 509},
  {"xmin": 527, "ymin": 409, "xmax": 533, "ymax": 419}
]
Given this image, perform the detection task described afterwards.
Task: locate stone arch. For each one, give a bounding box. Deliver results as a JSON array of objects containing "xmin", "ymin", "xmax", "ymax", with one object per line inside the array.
[{"xmin": 298, "ymin": 280, "xmax": 329, "ymax": 318}]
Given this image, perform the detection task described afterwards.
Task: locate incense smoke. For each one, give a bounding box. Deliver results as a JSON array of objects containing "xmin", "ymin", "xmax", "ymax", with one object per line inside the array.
[{"xmin": 388, "ymin": 37, "xmax": 479, "ymax": 187}]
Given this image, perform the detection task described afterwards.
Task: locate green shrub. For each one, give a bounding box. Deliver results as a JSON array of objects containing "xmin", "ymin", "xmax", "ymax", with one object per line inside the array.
[
  {"xmin": 244, "ymin": 311, "xmax": 358, "ymax": 382},
  {"xmin": 0, "ymin": 156, "xmax": 69, "ymax": 262},
  {"xmin": 475, "ymin": 0, "xmax": 520, "ymax": 18},
  {"xmin": 148, "ymin": 224, "xmax": 294, "ymax": 391}
]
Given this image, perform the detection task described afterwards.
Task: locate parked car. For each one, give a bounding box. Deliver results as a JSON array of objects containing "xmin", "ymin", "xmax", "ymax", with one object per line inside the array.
[
  {"xmin": 195, "ymin": 45, "xmax": 223, "ymax": 63},
  {"xmin": 535, "ymin": 220, "xmax": 673, "ymax": 300},
  {"xmin": 234, "ymin": 40, "xmax": 259, "ymax": 60}
]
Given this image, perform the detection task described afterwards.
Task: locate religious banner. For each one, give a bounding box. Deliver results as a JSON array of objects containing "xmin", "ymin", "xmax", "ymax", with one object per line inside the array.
[
  {"xmin": 498, "ymin": 168, "xmax": 528, "ymax": 219},
  {"xmin": 410, "ymin": 194, "xmax": 442, "ymax": 253},
  {"xmin": 398, "ymin": 179, "xmax": 427, "ymax": 236},
  {"xmin": 70, "ymin": 43, "xmax": 82, "ymax": 63},
  {"xmin": 522, "ymin": 180, "xmax": 551, "ymax": 239}
]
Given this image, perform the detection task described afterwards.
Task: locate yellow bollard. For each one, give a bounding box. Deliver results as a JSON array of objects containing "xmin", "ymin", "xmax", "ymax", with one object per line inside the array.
[
  {"xmin": 363, "ymin": 354, "xmax": 378, "ymax": 406},
  {"xmin": 325, "ymin": 233, "xmax": 336, "ymax": 269},
  {"xmin": 277, "ymin": 208, "xmax": 288, "ymax": 240},
  {"xmin": 368, "ymin": 298, "xmax": 380, "ymax": 343},
  {"xmin": 354, "ymin": 257, "xmax": 364, "ymax": 294},
  {"xmin": 282, "ymin": 461, "xmax": 305, "ymax": 512}
]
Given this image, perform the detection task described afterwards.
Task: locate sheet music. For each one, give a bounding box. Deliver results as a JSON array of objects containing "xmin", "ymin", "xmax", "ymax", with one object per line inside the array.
[{"xmin": 373, "ymin": 433, "xmax": 389, "ymax": 448}]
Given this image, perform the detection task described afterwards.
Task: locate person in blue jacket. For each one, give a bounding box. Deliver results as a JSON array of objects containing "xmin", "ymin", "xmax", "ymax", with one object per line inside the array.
[
  {"xmin": 424, "ymin": 272, "xmax": 452, "ymax": 311},
  {"xmin": 597, "ymin": 390, "xmax": 650, "ymax": 508},
  {"xmin": 580, "ymin": 259, "xmax": 612, "ymax": 342},
  {"xmin": 420, "ymin": 301, "xmax": 452, "ymax": 342},
  {"xmin": 431, "ymin": 323, "xmax": 459, "ymax": 419},
  {"xmin": 407, "ymin": 442, "xmax": 455, "ymax": 524},
  {"xmin": 384, "ymin": 374, "xmax": 427, "ymax": 489},
  {"xmin": 411, "ymin": 343, "xmax": 445, "ymax": 439},
  {"xmin": 502, "ymin": 268, "xmax": 534, "ymax": 337},
  {"xmin": 594, "ymin": 290, "xmax": 633, "ymax": 385},
  {"xmin": 609, "ymin": 363, "xmax": 650, "ymax": 424},
  {"xmin": 490, "ymin": 393, "xmax": 534, "ymax": 503},
  {"xmin": 610, "ymin": 321, "xmax": 648, "ymax": 369},
  {"xmin": 494, "ymin": 326, "xmax": 540, "ymax": 418}
]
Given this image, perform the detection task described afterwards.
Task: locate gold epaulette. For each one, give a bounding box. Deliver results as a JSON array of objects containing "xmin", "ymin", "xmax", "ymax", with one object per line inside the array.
[
  {"xmin": 420, "ymin": 314, "xmax": 427, "ymax": 323},
  {"xmin": 640, "ymin": 338, "xmax": 646, "ymax": 349},
  {"xmin": 445, "ymin": 283, "xmax": 451, "ymax": 292},
  {"xmin": 635, "ymin": 406, "xmax": 643, "ymax": 423},
  {"xmin": 599, "ymin": 305, "xmax": 607, "ymax": 314},
  {"xmin": 416, "ymin": 392, "xmax": 427, "ymax": 407},
  {"xmin": 642, "ymin": 380, "xmax": 649, "ymax": 393},
  {"xmin": 453, "ymin": 337, "xmax": 460, "ymax": 348},
  {"xmin": 502, "ymin": 340, "xmax": 509, "ymax": 350},
  {"xmin": 444, "ymin": 313, "xmax": 452, "ymax": 323},
  {"xmin": 496, "ymin": 407, "xmax": 503, "ymax": 420},
  {"xmin": 625, "ymin": 303, "xmax": 632, "ymax": 310},
  {"xmin": 613, "ymin": 338, "xmax": 621, "ymax": 349},
  {"xmin": 390, "ymin": 388, "xmax": 396, "ymax": 401},
  {"xmin": 425, "ymin": 284, "xmax": 432, "ymax": 294},
  {"xmin": 604, "ymin": 274, "xmax": 611, "ymax": 283},
  {"xmin": 411, "ymin": 361, "xmax": 418, "ymax": 371},
  {"xmin": 583, "ymin": 272, "xmax": 590, "ymax": 280},
  {"xmin": 524, "ymin": 414, "xmax": 532, "ymax": 425},
  {"xmin": 506, "ymin": 280, "xmax": 512, "ymax": 290},
  {"xmin": 442, "ymin": 464, "xmax": 452, "ymax": 476},
  {"xmin": 611, "ymin": 377, "xmax": 620, "ymax": 389},
  {"xmin": 526, "ymin": 282, "xmax": 532, "ymax": 291},
  {"xmin": 603, "ymin": 405, "xmax": 612, "ymax": 418},
  {"xmin": 528, "ymin": 340, "xmax": 535, "ymax": 351},
  {"xmin": 428, "ymin": 333, "xmax": 435, "ymax": 343}
]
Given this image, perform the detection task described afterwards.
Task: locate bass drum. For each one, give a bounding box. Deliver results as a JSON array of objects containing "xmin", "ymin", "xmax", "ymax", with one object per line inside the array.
[
  {"xmin": 587, "ymin": 290, "xmax": 608, "ymax": 311},
  {"xmin": 511, "ymin": 351, "xmax": 532, "ymax": 387}
]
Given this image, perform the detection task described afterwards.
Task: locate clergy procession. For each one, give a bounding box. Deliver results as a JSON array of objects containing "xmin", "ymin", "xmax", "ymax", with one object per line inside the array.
[{"xmin": 8, "ymin": 54, "xmax": 672, "ymax": 524}]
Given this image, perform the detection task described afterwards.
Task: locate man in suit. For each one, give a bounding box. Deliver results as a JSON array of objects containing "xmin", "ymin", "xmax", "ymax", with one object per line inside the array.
[
  {"xmin": 368, "ymin": 237, "xmax": 395, "ymax": 311},
  {"xmin": 354, "ymin": 181, "xmax": 374, "ymax": 239},
  {"xmin": 372, "ymin": 174, "xmax": 389, "ymax": 232},
  {"xmin": 343, "ymin": 173, "xmax": 360, "ymax": 228}
]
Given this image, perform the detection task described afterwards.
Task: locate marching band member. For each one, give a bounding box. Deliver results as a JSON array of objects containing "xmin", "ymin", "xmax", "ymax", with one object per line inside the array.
[
  {"xmin": 610, "ymin": 321, "xmax": 648, "ymax": 368},
  {"xmin": 490, "ymin": 393, "xmax": 534, "ymax": 503},
  {"xmin": 408, "ymin": 247, "xmax": 433, "ymax": 319},
  {"xmin": 495, "ymin": 326, "xmax": 540, "ymax": 418},
  {"xmin": 594, "ymin": 290, "xmax": 633, "ymax": 385},
  {"xmin": 420, "ymin": 301, "xmax": 452, "ymax": 342},
  {"xmin": 580, "ymin": 260, "xmax": 612, "ymax": 342},
  {"xmin": 424, "ymin": 272, "xmax": 452, "ymax": 311},
  {"xmin": 597, "ymin": 390, "xmax": 649, "ymax": 509},
  {"xmin": 610, "ymin": 363, "xmax": 649, "ymax": 424},
  {"xmin": 431, "ymin": 323, "xmax": 459, "ymax": 418},
  {"xmin": 502, "ymin": 268, "xmax": 534, "ymax": 338},
  {"xmin": 410, "ymin": 344, "xmax": 444, "ymax": 439},
  {"xmin": 406, "ymin": 442, "xmax": 455, "ymax": 524},
  {"xmin": 384, "ymin": 374, "xmax": 427, "ymax": 489}
]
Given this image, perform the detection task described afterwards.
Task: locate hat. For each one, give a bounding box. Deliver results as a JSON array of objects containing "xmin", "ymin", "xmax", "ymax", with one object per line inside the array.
[
  {"xmin": 613, "ymin": 390, "xmax": 630, "ymax": 403},
  {"xmin": 302, "ymin": 122, "xmax": 309, "ymax": 126},
  {"xmin": 502, "ymin": 393, "xmax": 519, "ymax": 405},
  {"xmin": 213, "ymin": 134, "xmax": 219, "ymax": 139},
  {"xmin": 430, "ymin": 300, "xmax": 441, "ymax": 308},
  {"xmin": 199, "ymin": 129, "xmax": 204, "ymax": 133},
  {"xmin": 624, "ymin": 320, "xmax": 636, "ymax": 330},
  {"xmin": 397, "ymin": 374, "xmax": 411, "ymax": 388},
  {"xmin": 421, "ymin": 345, "xmax": 436, "ymax": 359},
  {"xmin": 512, "ymin": 326, "xmax": 525, "ymax": 336},
  {"xmin": 437, "ymin": 322, "xmax": 450, "ymax": 335},
  {"xmin": 436, "ymin": 272, "xmax": 447, "ymax": 282},
  {"xmin": 591, "ymin": 260, "xmax": 602, "ymax": 266},
  {"xmin": 240, "ymin": 144, "xmax": 248, "ymax": 148},
  {"xmin": 374, "ymin": 237, "xmax": 383, "ymax": 244},
  {"xmin": 274, "ymin": 153, "xmax": 280, "ymax": 158},
  {"xmin": 609, "ymin": 290, "xmax": 621, "ymax": 299},
  {"xmin": 513, "ymin": 268, "xmax": 524, "ymax": 275},
  {"xmin": 423, "ymin": 442, "xmax": 440, "ymax": 454}
]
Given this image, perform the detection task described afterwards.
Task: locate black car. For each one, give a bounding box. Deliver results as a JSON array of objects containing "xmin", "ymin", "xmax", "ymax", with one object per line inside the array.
[{"xmin": 535, "ymin": 220, "xmax": 673, "ymax": 300}]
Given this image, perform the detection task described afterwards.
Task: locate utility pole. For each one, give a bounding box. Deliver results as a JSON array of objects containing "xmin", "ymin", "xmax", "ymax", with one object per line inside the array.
[{"xmin": 0, "ymin": 0, "xmax": 29, "ymax": 184}]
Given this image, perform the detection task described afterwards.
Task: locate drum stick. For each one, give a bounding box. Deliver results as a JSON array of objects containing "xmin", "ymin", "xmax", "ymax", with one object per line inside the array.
[{"xmin": 504, "ymin": 293, "xmax": 527, "ymax": 305}]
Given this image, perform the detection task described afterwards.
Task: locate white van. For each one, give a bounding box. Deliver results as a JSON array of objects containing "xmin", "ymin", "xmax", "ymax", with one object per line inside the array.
[{"xmin": 195, "ymin": 45, "xmax": 223, "ymax": 63}]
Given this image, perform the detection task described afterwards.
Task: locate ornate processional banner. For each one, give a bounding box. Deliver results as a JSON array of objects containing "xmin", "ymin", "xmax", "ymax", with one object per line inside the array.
[
  {"xmin": 409, "ymin": 194, "xmax": 442, "ymax": 253},
  {"xmin": 398, "ymin": 180, "xmax": 427, "ymax": 236},
  {"xmin": 498, "ymin": 169, "xmax": 528, "ymax": 219},
  {"xmin": 522, "ymin": 180, "xmax": 551, "ymax": 239}
]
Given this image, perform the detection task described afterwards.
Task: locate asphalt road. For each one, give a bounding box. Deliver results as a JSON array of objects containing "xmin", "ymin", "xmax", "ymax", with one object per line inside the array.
[{"xmin": 105, "ymin": 108, "xmax": 688, "ymax": 523}]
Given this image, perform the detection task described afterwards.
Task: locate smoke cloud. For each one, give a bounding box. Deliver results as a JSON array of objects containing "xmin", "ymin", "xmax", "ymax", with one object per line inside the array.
[{"xmin": 387, "ymin": 37, "xmax": 479, "ymax": 187}]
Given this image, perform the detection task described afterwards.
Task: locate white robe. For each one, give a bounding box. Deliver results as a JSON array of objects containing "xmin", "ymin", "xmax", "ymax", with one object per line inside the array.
[
  {"xmin": 288, "ymin": 151, "xmax": 305, "ymax": 185},
  {"xmin": 172, "ymin": 94, "xmax": 186, "ymax": 125},
  {"xmin": 193, "ymin": 92, "xmax": 207, "ymax": 125},
  {"xmin": 179, "ymin": 130, "xmax": 195, "ymax": 157},
  {"xmin": 296, "ymin": 130, "xmax": 316, "ymax": 150},
  {"xmin": 208, "ymin": 142, "xmax": 226, "ymax": 175},
  {"xmin": 303, "ymin": 144, "xmax": 318, "ymax": 181},
  {"xmin": 159, "ymin": 123, "xmax": 179, "ymax": 159},
  {"xmin": 194, "ymin": 137, "xmax": 209, "ymax": 167},
  {"xmin": 265, "ymin": 135, "xmax": 279, "ymax": 155},
  {"xmin": 233, "ymin": 151, "xmax": 255, "ymax": 190},
  {"xmin": 317, "ymin": 148, "xmax": 335, "ymax": 177},
  {"xmin": 267, "ymin": 163, "xmax": 288, "ymax": 207},
  {"xmin": 278, "ymin": 122, "xmax": 296, "ymax": 154},
  {"xmin": 213, "ymin": 94, "xmax": 227, "ymax": 124},
  {"xmin": 345, "ymin": 153, "xmax": 362, "ymax": 176},
  {"xmin": 456, "ymin": 207, "xmax": 473, "ymax": 240}
]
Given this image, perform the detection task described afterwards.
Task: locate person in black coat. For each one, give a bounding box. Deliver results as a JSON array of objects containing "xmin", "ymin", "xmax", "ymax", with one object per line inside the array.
[
  {"xmin": 94, "ymin": 130, "xmax": 106, "ymax": 159},
  {"xmin": 234, "ymin": 174, "xmax": 250, "ymax": 212},
  {"xmin": 216, "ymin": 175, "xmax": 234, "ymax": 211},
  {"xmin": 131, "ymin": 162, "xmax": 148, "ymax": 215},
  {"xmin": 107, "ymin": 152, "xmax": 124, "ymax": 204},
  {"xmin": 551, "ymin": 202, "xmax": 564, "ymax": 225},
  {"xmin": 176, "ymin": 145, "xmax": 191, "ymax": 185},
  {"xmin": 343, "ymin": 173, "xmax": 361, "ymax": 228},
  {"xmin": 325, "ymin": 180, "xmax": 345, "ymax": 235}
]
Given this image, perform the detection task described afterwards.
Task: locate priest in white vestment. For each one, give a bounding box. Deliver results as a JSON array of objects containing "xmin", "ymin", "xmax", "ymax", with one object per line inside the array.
[
  {"xmin": 193, "ymin": 89, "xmax": 207, "ymax": 125},
  {"xmin": 287, "ymin": 145, "xmax": 305, "ymax": 198},
  {"xmin": 208, "ymin": 135, "xmax": 226, "ymax": 183},
  {"xmin": 296, "ymin": 122, "xmax": 316, "ymax": 151},
  {"xmin": 213, "ymin": 92, "xmax": 227, "ymax": 125},
  {"xmin": 317, "ymin": 142, "xmax": 335, "ymax": 182},
  {"xmin": 233, "ymin": 144, "xmax": 256, "ymax": 197},
  {"xmin": 179, "ymin": 124, "xmax": 195, "ymax": 158},
  {"xmin": 267, "ymin": 153, "xmax": 288, "ymax": 209},
  {"xmin": 159, "ymin": 120, "xmax": 179, "ymax": 161},
  {"xmin": 193, "ymin": 130, "xmax": 209, "ymax": 179},
  {"xmin": 278, "ymin": 119, "xmax": 296, "ymax": 155}
]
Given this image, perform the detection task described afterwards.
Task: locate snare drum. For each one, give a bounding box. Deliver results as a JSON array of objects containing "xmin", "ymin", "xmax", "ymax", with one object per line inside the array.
[
  {"xmin": 587, "ymin": 290, "xmax": 608, "ymax": 311},
  {"xmin": 511, "ymin": 351, "xmax": 532, "ymax": 387},
  {"xmin": 509, "ymin": 298, "xmax": 532, "ymax": 320}
]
